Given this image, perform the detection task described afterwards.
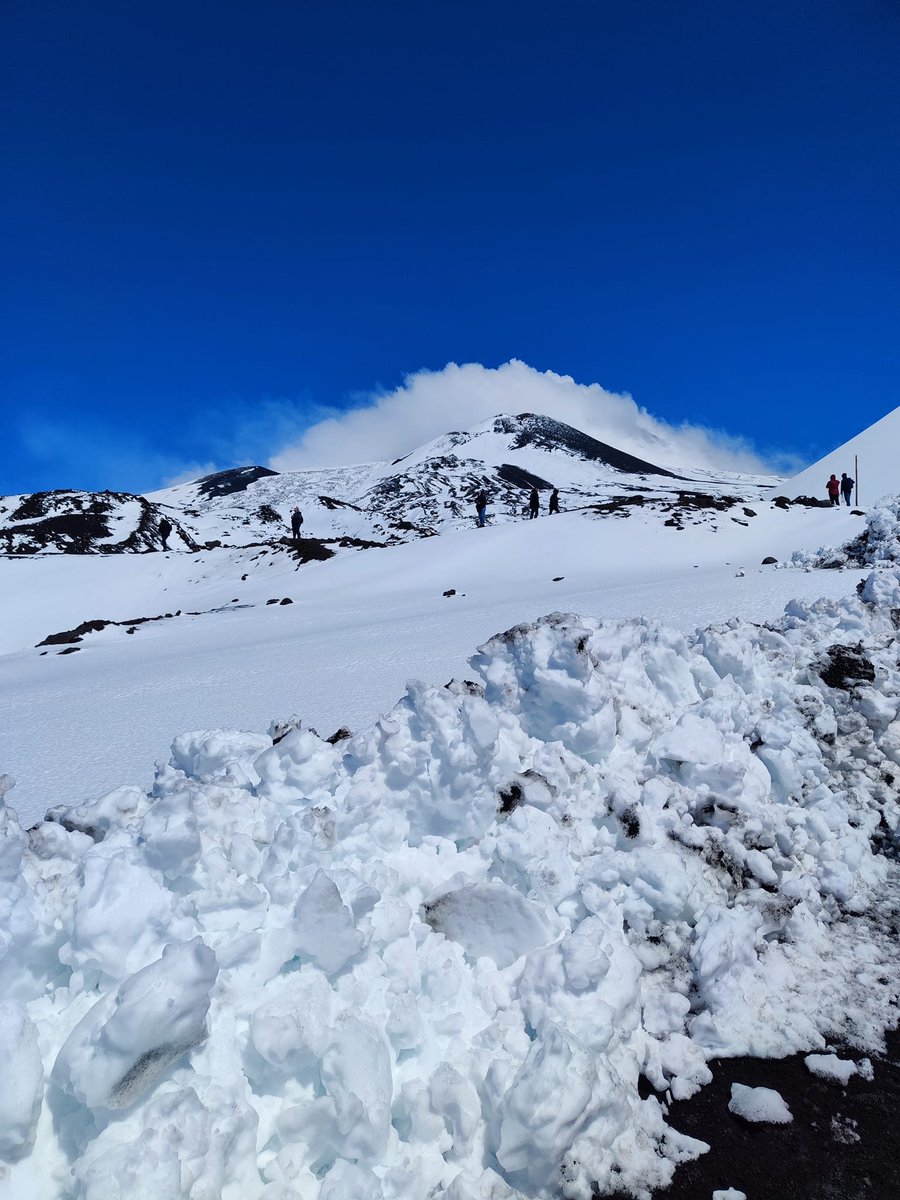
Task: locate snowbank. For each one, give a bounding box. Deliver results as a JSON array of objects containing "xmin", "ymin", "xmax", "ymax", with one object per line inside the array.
[
  {"xmin": 789, "ymin": 493, "xmax": 900, "ymax": 570},
  {"xmin": 3, "ymin": 571, "xmax": 900, "ymax": 1198}
]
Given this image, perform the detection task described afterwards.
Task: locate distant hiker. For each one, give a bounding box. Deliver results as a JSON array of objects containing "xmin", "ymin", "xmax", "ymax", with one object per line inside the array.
[
  {"xmin": 291, "ymin": 506, "xmax": 303, "ymax": 542},
  {"xmin": 528, "ymin": 488, "xmax": 540, "ymax": 519},
  {"xmin": 475, "ymin": 490, "xmax": 487, "ymax": 527},
  {"xmin": 826, "ymin": 475, "xmax": 840, "ymax": 506},
  {"xmin": 548, "ymin": 488, "xmax": 560, "ymax": 515},
  {"xmin": 841, "ymin": 473, "xmax": 854, "ymax": 506},
  {"xmin": 158, "ymin": 517, "xmax": 172, "ymax": 550}
]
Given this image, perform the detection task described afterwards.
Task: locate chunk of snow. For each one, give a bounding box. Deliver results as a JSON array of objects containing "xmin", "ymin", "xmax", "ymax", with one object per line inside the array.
[
  {"xmin": 728, "ymin": 1083, "xmax": 793, "ymax": 1124},
  {"xmin": 424, "ymin": 879, "xmax": 557, "ymax": 968},
  {"xmin": 291, "ymin": 869, "xmax": 365, "ymax": 974},
  {"xmin": 52, "ymin": 938, "xmax": 217, "ymax": 1111},
  {"xmin": 804, "ymin": 1053, "xmax": 858, "ymax": 1085},
  {"xmin": 0, "ymin": 1001, "xmax": 43, "ymax": 1158}
]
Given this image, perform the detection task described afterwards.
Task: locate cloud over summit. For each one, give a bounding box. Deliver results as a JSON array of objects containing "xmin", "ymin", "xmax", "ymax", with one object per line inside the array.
[{"xmin": 270, "ymin": 361, "xmax": 785, "ymax": 477}]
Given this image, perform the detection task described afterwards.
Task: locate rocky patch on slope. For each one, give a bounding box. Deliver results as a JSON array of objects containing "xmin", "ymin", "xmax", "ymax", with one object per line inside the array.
[{"xmin": 0, "ymin": 490, "xmax": 200, "ymax": 555}]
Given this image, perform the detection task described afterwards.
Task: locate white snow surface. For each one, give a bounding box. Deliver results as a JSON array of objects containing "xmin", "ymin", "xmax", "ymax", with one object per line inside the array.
[
  {"xmin": 727, "ymin": 1083, "xmax": 793, "ymax": 1124},
  {"xmin": 2, "ymin": 561, "xmax": 900, "ymax": 1196},
  {"xmin": 0, "ymin": 493, "xmax": 869, "ymax": 822},
  {"xmin": 3, "ymin": 420, "xmax": 900, "ymax": 1199}
]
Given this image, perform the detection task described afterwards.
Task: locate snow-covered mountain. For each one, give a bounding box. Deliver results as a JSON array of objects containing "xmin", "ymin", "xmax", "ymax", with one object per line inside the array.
[
  {"xmin": 1, "ymin": 408, "xmax": 899, "ymax": 1200},
  {"xmin": 0, "ymin": 412, "xmax": 780, "ymax": 556}
]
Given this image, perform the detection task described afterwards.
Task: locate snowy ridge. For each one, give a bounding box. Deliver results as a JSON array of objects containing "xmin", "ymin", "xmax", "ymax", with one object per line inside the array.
[
  {"xmin": 2, "ymin": 413, "xmax": 779, "ymax": 555},
  {"xmin": 784, "ymin": 405, "xmax": 900, "ymax": 506},
  {"xmin": 3, "ymin": 570, "xmax": 900, "ymax": 1198}
]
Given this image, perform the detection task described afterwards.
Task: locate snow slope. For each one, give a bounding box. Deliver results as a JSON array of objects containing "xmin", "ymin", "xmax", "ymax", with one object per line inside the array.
[
  {"xmin": 1, "ymin": 564, "xmax": 899, "ymax": 1200},
  {"xmin": 784, "ymin": 405, "xmax": 900, "ymax": 506},
  {"xmin": 0, "ymin": 498, "xmax": 868, "ymax": 823}
]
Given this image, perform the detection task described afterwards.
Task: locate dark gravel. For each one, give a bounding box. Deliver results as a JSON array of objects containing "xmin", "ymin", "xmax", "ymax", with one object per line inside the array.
[{"xmin": 647, "ymin": 1031, "xmax": 900, "ymax": 1199}]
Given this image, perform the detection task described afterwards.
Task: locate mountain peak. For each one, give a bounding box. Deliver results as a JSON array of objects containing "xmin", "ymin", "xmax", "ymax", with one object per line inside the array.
[{"xmin": 479, "ymin": 411, "xmax": 679, "ymax": 478}]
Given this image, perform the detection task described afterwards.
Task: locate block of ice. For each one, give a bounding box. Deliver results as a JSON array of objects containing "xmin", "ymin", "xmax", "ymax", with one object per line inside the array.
[
  {"xmin": 0, "ymin": 1001, "xmax": 43, "ymax": 1158},
  {"xmin": 52, "ymin": 938, "xmax": 217, "ymax": 1111}
]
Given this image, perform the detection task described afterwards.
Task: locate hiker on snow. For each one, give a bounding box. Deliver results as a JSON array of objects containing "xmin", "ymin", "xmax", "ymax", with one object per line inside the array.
[
  {"xmin": 826, "ymin": 475, "xmax": 840, "ymax": 506},
  {"xmin": 841, "ymin": 473, "xmax": 854, "ymax": 506},
  {"xmin": 291, "ymin": 506, "xmax": 303, "ymax": 542},
  {"xmin": 159, "ymin": 517, "xmax": 172, "ymax": 550},
  {"xmin": 548, "ymin": 488, "xmax": 560, "ymax": 515},
  {"xmin": 528, "ymin": 488, "xmax": 540, "ymax": 519},
  {"xmin": 475, "ymin": 490, "xmax": 487, "ymax": 527}
]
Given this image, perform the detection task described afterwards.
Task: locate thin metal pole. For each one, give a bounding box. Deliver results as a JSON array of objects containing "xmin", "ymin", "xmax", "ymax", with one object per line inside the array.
[{"xmin": 855, "ymin": 453, "xmax": 858, "ymax": 506}]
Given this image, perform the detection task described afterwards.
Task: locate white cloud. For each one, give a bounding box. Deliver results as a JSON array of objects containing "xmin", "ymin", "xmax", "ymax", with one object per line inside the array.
[
  {"xmin": 270, "ymin": 360, "xmax": 792, "ymax": 476},
  {"xmin": 158, "ymin": 462, "xmax": 220, "ymax": 489}
]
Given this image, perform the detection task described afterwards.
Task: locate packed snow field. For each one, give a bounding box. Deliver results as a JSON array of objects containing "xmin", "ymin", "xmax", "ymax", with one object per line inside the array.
[
  {"xmin": 0, "ymin": 500, "xmax": 868, "ymax": 824},
  {"xmin": 2, "ymin": 413, "xmax": 899, "ymax": 1199},
  {"xmin": 3, "ymin": 559, "xmax": 900, "ymax": 1198}
]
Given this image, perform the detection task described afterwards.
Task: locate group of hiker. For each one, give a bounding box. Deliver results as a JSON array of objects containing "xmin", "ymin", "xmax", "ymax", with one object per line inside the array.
[
  {"xmin": 826, "ymin": 473, "xmax": 855, "ymax": 507},
  {"xmin": 156, "ymin": 485, "xmax": 567, "ymax": 552},
  {"xmin": 475, "ymin": 486, "xmax": 560, "ymax": 526}
]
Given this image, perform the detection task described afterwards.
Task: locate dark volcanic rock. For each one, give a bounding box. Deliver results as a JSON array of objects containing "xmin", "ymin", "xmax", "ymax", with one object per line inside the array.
[
  {"xmin": 819, "ymin": 643, "xmax": 877, "ymax": 691},
  {"xmin": 326, "ymin": 727, "xmax": 352, "ymax": 744},
  {"xmin": 496, "ymin": 463, "xmax": 554, "ymax": 492},
  {"xmin": 646, "ymin": 1035, "xmax": 900, "ymax": 1200},
  {"xmin": 37, "ymin": 619, "xmax": 112, "ymax": 647},
  {"xmin": 1, "ymin": 490, "xmax": 199, "ymax": 555},
  {"xmin": 794, "ymin": 494, "xmax": 835, "ymax": 508},
  {"xmin": 289, "ymin": 537, "xmax": 338, "ymax": 563},
  {"xmin": 318, "ymin": 495, "xmax": 364, "ymax": 512},
  {"xmin": 502, "ymin": 413, "xmax": 681, "ymax": 478},
  {"xmin": 256, "ymin": 503, "xmax": 282, "ymax": 525},
  {"xmin": 194, "ymin": 466, "xmax": 278, "ymax": 498}
]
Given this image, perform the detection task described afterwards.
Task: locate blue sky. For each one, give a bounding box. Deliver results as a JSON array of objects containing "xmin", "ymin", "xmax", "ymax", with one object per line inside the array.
[{"xmin": 2, "ymin": 0, "xmax": 898, "ymax": 493}]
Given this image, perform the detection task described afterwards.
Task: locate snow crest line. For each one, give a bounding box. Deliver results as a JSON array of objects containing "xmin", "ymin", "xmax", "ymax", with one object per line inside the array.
[{"xmin": 3, "ymin": 571, "xmax": 900, "ymax": 1198}]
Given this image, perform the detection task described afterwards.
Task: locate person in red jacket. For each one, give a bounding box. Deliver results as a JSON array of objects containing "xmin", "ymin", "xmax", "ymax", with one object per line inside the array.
[{"xmin": 826, "ymin": 475, "xmax": 840, "ymax": 506}]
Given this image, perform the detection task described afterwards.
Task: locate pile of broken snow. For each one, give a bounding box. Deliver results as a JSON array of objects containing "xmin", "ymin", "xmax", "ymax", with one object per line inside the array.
[
  {"xmin": 789, "ymin": 493, "xmax": 900, "ymax": 570},
  {"xmin": 2, "ymin": 573, "xmax": 900, "ymax": 1198}
]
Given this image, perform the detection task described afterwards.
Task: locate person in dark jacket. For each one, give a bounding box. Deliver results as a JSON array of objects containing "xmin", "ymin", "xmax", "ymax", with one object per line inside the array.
[
  {"xmin": 528, "ymin": 488, "xmax": 540, "ymax": 519},
  {"xmin": 826, "ymin": 475, "xmax": 840, "ymax": 506},
  {"xmin": 840, "ymin": 473, "xmax": 854, "ymax": 506},
  {"xmin": 475, "ymin": 491, "xmax": 487, "ymax": 527},
  {"xmin": 291, "ymin": 507, "xmax": 303, "ymax": 542},
  {"xmin": 158, "ymin": 518, "xmax": 172, "ymax": 550},
  {"xmin": 548, "ymin": 488, "xmax": 560, "ymax": 515}
]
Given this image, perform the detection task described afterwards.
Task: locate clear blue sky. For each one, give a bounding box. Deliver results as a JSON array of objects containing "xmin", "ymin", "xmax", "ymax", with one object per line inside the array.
[{"xmin": 2, "ymin": 0, "xmax": 898, "ymax": 493}]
